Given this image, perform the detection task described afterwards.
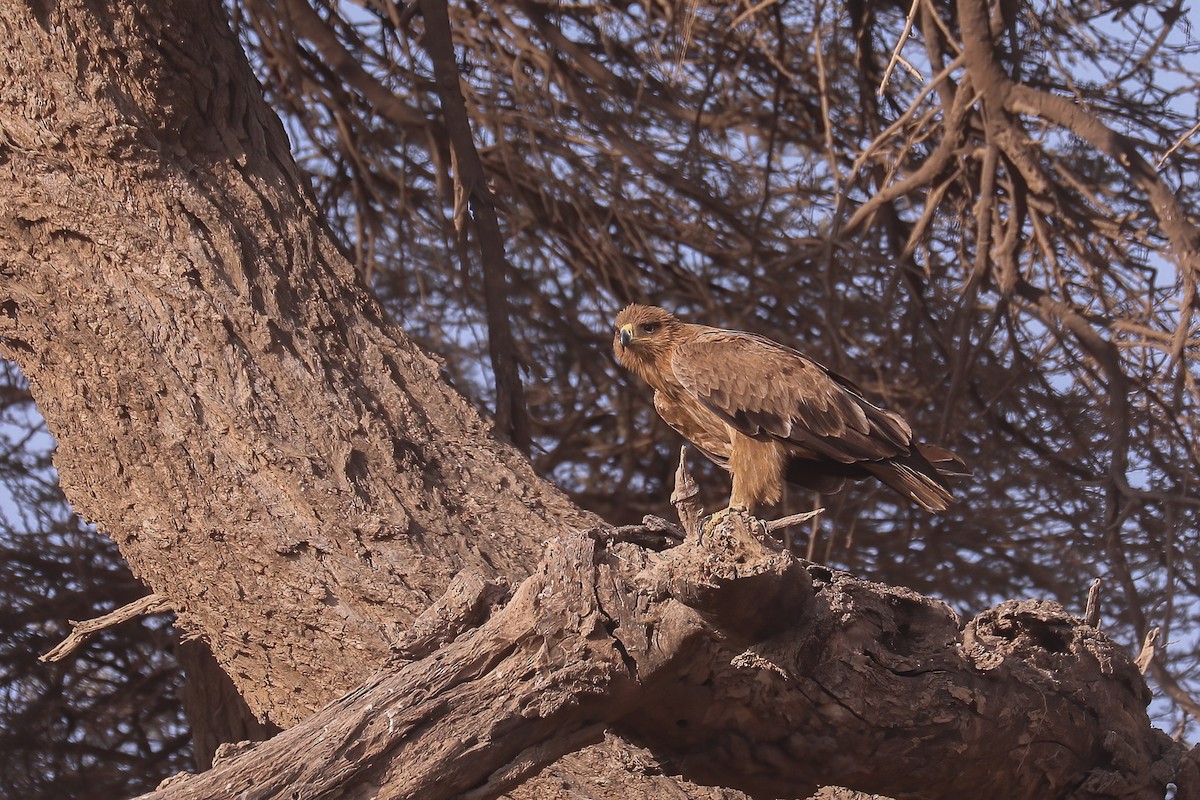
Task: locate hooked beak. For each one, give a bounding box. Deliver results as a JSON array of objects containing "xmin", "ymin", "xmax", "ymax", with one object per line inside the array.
[{"xmin": 619, "ymin": 325, "xmax": 634, "ymax": 347}]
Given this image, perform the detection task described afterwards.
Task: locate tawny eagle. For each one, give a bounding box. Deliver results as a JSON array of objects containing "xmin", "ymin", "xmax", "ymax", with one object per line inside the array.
[{"xmin": 613, "ymin": 304, "xmax": 965, "ymax": 513}]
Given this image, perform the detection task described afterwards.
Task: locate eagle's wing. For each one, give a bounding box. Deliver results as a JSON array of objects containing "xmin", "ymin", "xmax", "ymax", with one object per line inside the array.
[
  {"xmin": 671, "ymin": 330, "xmax": 912, "ymax": 464},
  {"xmin": 652, "ymin": 391, "xmax": 731, "ymax": 468}
]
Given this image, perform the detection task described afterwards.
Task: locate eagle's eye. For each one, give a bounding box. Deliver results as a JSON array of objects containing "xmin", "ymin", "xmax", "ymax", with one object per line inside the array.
[{"xmin": 642, "ymin": 322, "xmax": 661, "ymax": 334}]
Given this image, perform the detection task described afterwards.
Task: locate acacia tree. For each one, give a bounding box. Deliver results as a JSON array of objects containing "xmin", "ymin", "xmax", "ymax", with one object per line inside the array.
[
  {"xmin": 1, "ymin": 0, "xmax": 1199, "ymax": 798},
  {"xmin": 231, "ymin": 0, "xmax": 1200, "ymax": 691}
]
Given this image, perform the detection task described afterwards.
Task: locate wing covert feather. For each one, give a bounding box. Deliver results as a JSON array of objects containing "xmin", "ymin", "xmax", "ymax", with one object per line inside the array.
[
  {"xmin": 652, "ymin": 391, "xmax": 732, "ymax": 468},
  {"xmin": 672, "ymin": 330, "xmax": 912, "ymax": 463}
]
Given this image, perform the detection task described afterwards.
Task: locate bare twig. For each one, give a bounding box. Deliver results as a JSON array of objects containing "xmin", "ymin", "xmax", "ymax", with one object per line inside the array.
[
  {"xmin": 40, "ymin": 593, "xmax": 171, "ymax": 663},
  {"xmin": 1156, "ymin": 118, "xmax": 1200, "ymax": 169},
  {"xmin": 730, "ymin": 0, "xmax": 783, "ymax": 29},
  {"xmin": 877, "ymin": 0, "xmax": 923, "ymax": 94},
  {"xmin": 811, "ymin": 3, "xmax": 842, "ymax": 193}
]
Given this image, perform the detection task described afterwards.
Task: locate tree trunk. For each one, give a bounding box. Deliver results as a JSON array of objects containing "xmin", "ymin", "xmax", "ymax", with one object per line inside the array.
[
  {"xmin": 0, "ymin": 2, "xmax": 739, "ymax": 796},
  {"xmin": 0, "ymin": 0, "xmax": 591, "ymax": 724},
  {"xmin": 176, "ymin": 640, "xmax": 279, "ymax": 770},
  {"xmin": 0, "ymin": 2, "xmax": 1190, "ymax": 799}
]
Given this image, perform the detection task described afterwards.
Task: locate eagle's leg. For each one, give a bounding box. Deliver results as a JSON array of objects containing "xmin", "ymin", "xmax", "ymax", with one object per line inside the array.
[
  {"xmin": 702, "ymin": 436, "xmax": 787, "ymax": 536},
  {"xmin": 727, "ymin": 436, "xmax": 787, "ymax": 513}
]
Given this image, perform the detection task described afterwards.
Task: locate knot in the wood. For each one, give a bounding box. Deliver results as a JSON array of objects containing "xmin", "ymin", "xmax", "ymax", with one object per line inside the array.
[
  {"xmin": 963, "ymin": 598, "xmax": 1151, "ymax": 704},
  {"xmin": 658, "ymin": 512, "xmax": 812, "ymax": 642}
]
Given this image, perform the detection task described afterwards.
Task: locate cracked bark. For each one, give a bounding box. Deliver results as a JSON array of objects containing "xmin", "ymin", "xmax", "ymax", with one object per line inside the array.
[{"xmin": 141, "ymin": 516, "xmax": 1184, "ymax": 800}]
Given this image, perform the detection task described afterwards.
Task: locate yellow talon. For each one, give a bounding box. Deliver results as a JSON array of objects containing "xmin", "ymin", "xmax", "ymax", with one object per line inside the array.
[{"xmin": 701, "ymin": 505, "xmax": 751, "ymax": 537}]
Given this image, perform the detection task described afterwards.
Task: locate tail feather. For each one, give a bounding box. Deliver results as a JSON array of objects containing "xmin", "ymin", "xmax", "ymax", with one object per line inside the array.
[
  {"xmin": 782, "ymin": 444, "xmax": 968, "ymax": 511},
  {"xmin": 864, "ymin": 451, "xmax": 956, "ymax": 512},
  {"xmin": 916, "ymin": 444, "xmax": 972, "ymax": 477}
]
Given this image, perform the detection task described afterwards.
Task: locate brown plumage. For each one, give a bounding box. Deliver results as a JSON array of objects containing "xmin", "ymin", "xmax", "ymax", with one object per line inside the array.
[{"xmin": 613, "ymin": 304, "xmax": 966, "ymax": 513}]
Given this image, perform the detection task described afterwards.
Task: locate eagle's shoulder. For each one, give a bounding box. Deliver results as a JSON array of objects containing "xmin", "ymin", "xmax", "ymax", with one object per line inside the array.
[
  {"xmin": 652, "ymin": 388, "xmax": 732, "ymax": 467},
  {"xmin": 671, "ymin": 328, "xmax": 846, "ymax": 419}
]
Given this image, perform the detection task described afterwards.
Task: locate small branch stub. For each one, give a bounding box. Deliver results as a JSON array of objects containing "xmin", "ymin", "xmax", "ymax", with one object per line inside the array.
[
  {"xmin": 671, "ymin": 445, "xmax": 702, "ymax": 536},
  {"xmin": 1135, "ymin": 627, "xmax": 1160, "ymax": 675},
  {"xmin": 766, "ymin": 508, "xmax": 824, "ymax": 533},
  {"xmin": 1085, "ymin": 577, "xmax": 1103, "ymax": 628}
]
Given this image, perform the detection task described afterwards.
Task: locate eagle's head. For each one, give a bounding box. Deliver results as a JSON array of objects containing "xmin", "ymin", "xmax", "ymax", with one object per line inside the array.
[{"xmin": 613, "ymin": 304, "xmax": 684, "ymax": 388}]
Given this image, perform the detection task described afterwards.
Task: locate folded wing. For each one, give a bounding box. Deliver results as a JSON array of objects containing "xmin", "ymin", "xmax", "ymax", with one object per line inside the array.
[
  {"xmin": 672, "ymin": 331, "xmax": 910, "ymax": 460},
  {"xmin": 671, "ymin": 330, "xmax": 955, "ymax": 511}
]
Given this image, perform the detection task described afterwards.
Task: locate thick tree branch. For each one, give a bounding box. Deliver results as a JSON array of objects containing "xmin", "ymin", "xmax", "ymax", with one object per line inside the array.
[
  {"xmin": 141, "ymin": 514, "xmax": 1183, "ymax": 800},
  {"xmin": 140, "ymin": 533, "xmax": 674, "ymax": 800}
]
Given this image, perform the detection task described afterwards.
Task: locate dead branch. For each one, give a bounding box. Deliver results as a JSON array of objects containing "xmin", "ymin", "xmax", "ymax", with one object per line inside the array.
[
  {"xmin": 1085, "ymin": 577, "xmax": 1103, "ymax": 628},
  {"xmin": 765, "ymin": 508, "xmax": 823, "ymax": 532},
  {"xmin": 40, "ymin": 593, "xmax": 171, "ymax": 663},
  {"xmin": 956, "ymin": 0, "xmax": 1200, "ymax": 283},
  {"xmin": 1157, "ymin": 118, "xmax": 1200, "ymax": 169},
  {"xmin": 1136, "ymin": 627, "xmax": 1160, "ymax": 674},
  {"xmin": 138, "ymin": 516, "xmax": 1184, "ymax": 800},
  {"xmin": 418, "ymin": 0, "xmax": 530, "ymax": 450},
  {"xmin": 671, "ymin": 445, "xmax": 703, "ymax": 537},
  {"xmin": 877, "ymin": 0, "xmax": 923, "ymax": 93},
  {"xmin": 839, "ymin": 78, "xmax": 976, "ymax": 237}
]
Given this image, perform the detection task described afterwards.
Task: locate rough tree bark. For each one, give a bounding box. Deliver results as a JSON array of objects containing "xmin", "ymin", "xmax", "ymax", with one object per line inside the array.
[
  {"xmin": 136, "ymin": 509, "xmax": 1186, "ymax": 800},
  {"xmin": 0, "ymin": 0, "xmax": 591, "ymax": 723},
  {"xmin": 0, "ymin": 2, "xmax": 1193, "ymax": 799}
]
